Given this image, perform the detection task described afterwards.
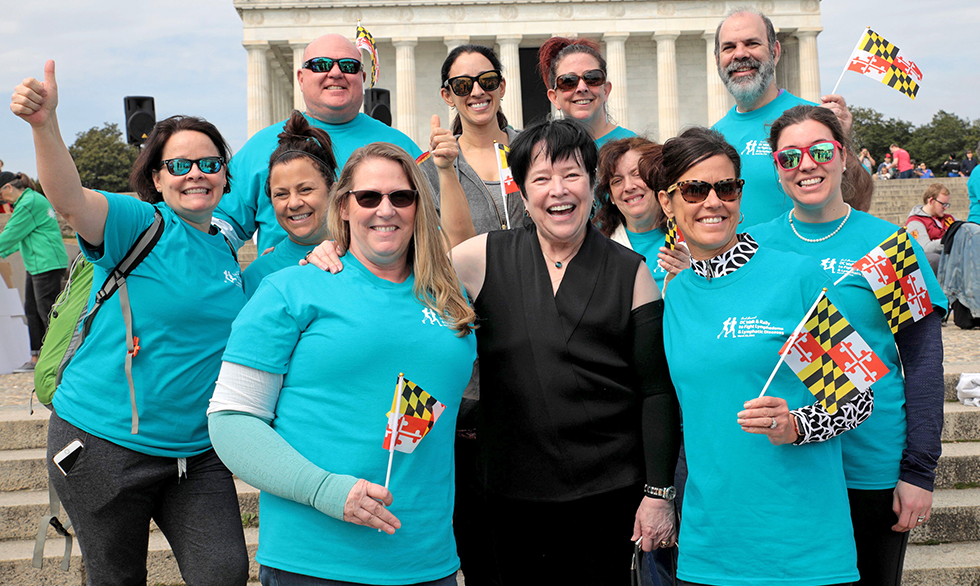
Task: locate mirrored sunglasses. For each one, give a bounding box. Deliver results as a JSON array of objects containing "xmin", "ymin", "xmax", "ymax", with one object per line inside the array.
[
  {"xmin": 348, "ymin": 189, "xmax": 418, "ymax": 208},
  {"xmin": 444, "ymin": 70, "xmax": 502, "ymax": 97},
  {"xmin": 667, "ymin": 178, "xmax": 744, "ymax": 204},
  {"xmin": 554, "ymin": 69, "xmax": 606, "ymax": 91},
  {"xmin": 160, "ymin": 157, "xmax": 224, "ymax": 176},
  {"xmin": 302, "ymin": 57, "xmax": 362, "ymax": 75},
  {"xmin": 773, "ymin": 140, "xmax": 842, "ymax": 171}
]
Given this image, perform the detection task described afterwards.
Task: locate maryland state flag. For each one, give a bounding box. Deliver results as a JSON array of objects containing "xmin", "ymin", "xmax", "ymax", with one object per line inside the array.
[
  {"xmin": 843, "ymin": 28, "xmax": 921, "ymax": 100},
  {"xmin": 355, "ymin": 23, "xmax": 380, "ymax": 88},
  {"xmin": 495, "ymin": 143, "xmax": 521, "ymax": 229},
  {"xmin": 781, "ymin": 297, "xmax": 888, "ymax": 414},
  {"xmin": 852, "ymin": 228, "xmax": 933, "ymax": 334},
  {"xmin": 383, "ymin": 377, "xmax": 445, "ymax": 454},
  {"xmin": 664, "ymin": 218, "xmax": 684, "ymax": 251}
]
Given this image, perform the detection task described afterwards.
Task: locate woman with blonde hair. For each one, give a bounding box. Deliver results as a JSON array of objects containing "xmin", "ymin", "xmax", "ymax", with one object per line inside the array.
[{"xmin": 209, "ymin": 142, "xmax": 477, "ymax": 586}]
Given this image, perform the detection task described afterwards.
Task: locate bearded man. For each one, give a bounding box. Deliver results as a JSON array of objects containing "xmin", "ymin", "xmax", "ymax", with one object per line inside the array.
[{"xmin": 711, "ymin": 10, "xmax": 851, "ymax": 227}]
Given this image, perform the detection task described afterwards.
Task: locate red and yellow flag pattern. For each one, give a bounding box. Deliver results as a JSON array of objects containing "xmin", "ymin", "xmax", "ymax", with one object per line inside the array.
[
  {"xmin": 844, "ymin": 28, "xmax": 921, "ymax": 100},
  {"xmin": 852, "ymin": 228, "xmax": 933, "ymax": 334},
  {"xmin": 355, "ymin": 24, "xmax": 380, "ymax": 87},
  {"xmin": 383, "ymin": 378, "xmax": 445, "ymax": 454}
]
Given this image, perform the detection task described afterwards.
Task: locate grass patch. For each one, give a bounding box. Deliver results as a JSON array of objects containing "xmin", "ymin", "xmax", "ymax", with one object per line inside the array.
[
  {"xmin": 241, "ymin": 512, "xmax": 259, "ymax": 528},
  {"xmin": 954, "ymin": 482, "xmax": 980, "ymax": 489}
]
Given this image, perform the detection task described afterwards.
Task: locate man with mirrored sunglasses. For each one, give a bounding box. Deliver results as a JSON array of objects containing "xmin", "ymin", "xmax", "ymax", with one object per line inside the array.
[
  {"xmin": 214, "ymin": 33, "xmax": 422, "ymax": 252},
  {"xmin": 711, "ymin": 9, "xmax": 852, "ymax": 228}
]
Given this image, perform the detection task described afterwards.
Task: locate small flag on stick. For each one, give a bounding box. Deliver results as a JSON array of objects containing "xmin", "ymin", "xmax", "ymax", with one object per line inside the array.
[
  {"xmin": 664, "ymin": 218, "xmax": 684, "ymax": 251},
  {"xmin": 355, "ymin": 23, "xmax": 380, "ymax": 88},
  {"xmin": 851, "ymin": 228, "xmax": 933, "ymax": 334},
  {"xmin": 382, "ymin": 376, "xmax": 445, "ymax": 455},
  {"xmin": 780, "ymin": 296, "xmax": 888, "ymax": 414},
  {"xmin": 495, "ymin": 142, "xmax": 521, "ymax": 230},
  {"xmin": 833, "ymin": 27, "xmax": 921, "ymax": 100}
]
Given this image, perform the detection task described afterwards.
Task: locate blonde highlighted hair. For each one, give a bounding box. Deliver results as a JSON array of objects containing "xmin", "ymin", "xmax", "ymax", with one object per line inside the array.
[{"xmin": 327, "ymin": 143, "xmax": 476, "ymax": 336}]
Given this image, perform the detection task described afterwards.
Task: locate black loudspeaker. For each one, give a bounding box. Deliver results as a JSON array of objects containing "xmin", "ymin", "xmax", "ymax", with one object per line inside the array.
[
  {"xmin": 124, "ymin": 96, "xmax": 156, "ymax": 146},
  {"xmin": 364, "ymin": 88, "xmax": 392, "ymax": 126}
]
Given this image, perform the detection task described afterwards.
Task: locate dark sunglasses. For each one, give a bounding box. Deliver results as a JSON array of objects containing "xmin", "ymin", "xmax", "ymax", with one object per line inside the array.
[
  {"xmin": 667, "ymin": 178, "xmax": 744, "ymax": 203},
  {"xmin": 444, "ymin": 70, "xmax": 502, "ymax": 97},
  {"xmin": 773, "ymin": 140, "xmax": 842, "ymax": 171},
  {"xmin": 160, "ymin": 157, "xmax": 224, "ymax": 176},
  {"xmin": 554, "ymin": 69, "xmax": 606, "ymax": 91},
  {"xmin": 302, "ymin": 57, "xmax": 363, "ymax": 74},
  {"xmin": 349, "ymin": 189, "xmax": 418, "ymax": 208}
]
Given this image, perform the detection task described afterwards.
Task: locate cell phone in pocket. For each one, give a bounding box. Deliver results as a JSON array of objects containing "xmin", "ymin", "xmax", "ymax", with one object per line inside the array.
[{"xmin": 53, "ymin": 439, "xmax": 84, "ymax": 476}]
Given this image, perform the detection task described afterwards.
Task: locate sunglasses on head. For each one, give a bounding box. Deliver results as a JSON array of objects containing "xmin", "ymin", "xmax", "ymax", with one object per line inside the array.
[
  {"xmin": 160, "ymin": 157, "xmax": 224, "ymax": 176},
  {"xmin": 348, "ymin": 189, "xmax": 418, "ymax": 208},
  {"xmin": 554, "ymin": 69, "xmax": 606, "ymax": 91},
  {"xmin": 773, "ymin": 140, "xmax": 842, "ymax": 171},
  {"xmin": 444, "ymin": 70, "xmax": 502, "ymax": 97},
  {"xmin": 667, "ymin": 178, "xmax": 744, "ymax": 204},
  {"xmin": 302, "ymin": 57, "xmax": 363, "ymax": 74}
]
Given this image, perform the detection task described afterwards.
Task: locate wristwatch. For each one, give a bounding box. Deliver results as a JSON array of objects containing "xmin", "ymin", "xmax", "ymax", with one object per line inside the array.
[{"xmin": 643, "ymin": 484, "xmax": 676, "ymax": 501}]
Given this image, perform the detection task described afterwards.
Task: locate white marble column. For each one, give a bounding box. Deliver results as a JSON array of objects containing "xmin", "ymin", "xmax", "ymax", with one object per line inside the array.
[
  {"xmin": 654, "ymin": 32, "xmax": 680, "ymax": 141},
  {"xmin": 245, "ymin": 41, "xmax": 272, "ymax": 138},
  {"xmin": 291, "ymin": 42, "xmax": 307, "ymax": 112},
  {"xmin": 497, "ymin": 35, "xmax": 524, "ymax": 129},
  {"xmin": 603, "ymin": 32, "xmax": 629, "ymax": 130},
  {"xmin": 269, "ymin": 50, "xmax": 290, "ymax": 122},
  {"xmin": 393, "ymin": 37, "xmax": 419, "ymax": 145},
  {"xmin": 796, "ymin": 28, "xmax": 822, "ymax": 103},
  {"xmin": 443, "ymin": 36, "xmax": 470, "ymax": 125},
  {"xmin": 702, "ymin": 31, "xmax": 729, "ymax": 125}
]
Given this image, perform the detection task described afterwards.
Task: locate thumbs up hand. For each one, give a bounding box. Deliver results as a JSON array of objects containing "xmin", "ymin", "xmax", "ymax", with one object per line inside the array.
[
  {"xmin": 11, "ymin": 60, "xmax": 59, "ymax": 128},
  {"xmin": 429, "ymin": 114, "xmax": 458, "ymax": 170}
]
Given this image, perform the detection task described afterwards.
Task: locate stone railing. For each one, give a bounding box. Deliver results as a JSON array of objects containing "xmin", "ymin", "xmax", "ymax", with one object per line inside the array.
[{"xmin": 867, "ymin": 176, "xmax": 970, "ymax": 227}]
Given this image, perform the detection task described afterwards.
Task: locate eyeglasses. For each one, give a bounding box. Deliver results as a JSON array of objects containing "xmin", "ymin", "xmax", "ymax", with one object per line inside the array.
[
  {"xmin": 348, "ymin": 189, "xmax": 418, "ymax": 208},
  {"xmin": 444, "ymin": 70, "xmax": 502, "ymax": 97},
  {"xmin": 160, "ymin": 157, "xmax": 224, "ymax": 176},
  {"xmin": 302, "ymin": 57, "xmax": 363, "ymax": 74},
  {"xmin": 554, "ymin": 69, "xmax": 606, "ymax": 91},
  {"xmin": 773, "ymin": 141, "xmax": 842, "ymax": 171},
  {"xmin": 666, "ymin": 178, "xmax": 744, "ymax": 203},
  {"xmin": 934, "ymin": 199, "xmax": 951, "ymax": 209}
]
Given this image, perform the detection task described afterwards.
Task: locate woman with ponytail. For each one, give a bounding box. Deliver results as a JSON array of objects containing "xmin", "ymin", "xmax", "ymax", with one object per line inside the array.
[
  {"xmin": 241, "ymin": 110, "xmax": 337, "ymax": 297},
  {"xmin": 539, "ymin": 37, "xmax": 634, "ymax": 148},
  {"xmin": 418, "ymin": 44, "xmax": 525, "ymax": 236}
]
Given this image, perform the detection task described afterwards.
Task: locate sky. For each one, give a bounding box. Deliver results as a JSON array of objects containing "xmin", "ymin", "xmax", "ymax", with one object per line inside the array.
[{"xmin": 2, "ymin": 1, "xmax": 978, "ymax": 178}]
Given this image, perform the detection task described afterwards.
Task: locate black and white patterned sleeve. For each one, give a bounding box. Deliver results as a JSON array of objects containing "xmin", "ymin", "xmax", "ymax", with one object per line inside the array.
[{"xmin": 790, "ymin": 387, "xmax": 874, "ymax": 445}]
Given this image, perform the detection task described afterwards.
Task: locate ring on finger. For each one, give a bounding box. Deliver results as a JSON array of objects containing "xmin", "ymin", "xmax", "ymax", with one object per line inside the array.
[
  {"xmin": 917, "ymin": 515, "xmax": 926, "ymax": 523},
  {"xmin": 769, "ymin": 416, "xmax": 778, "ymax": 429},
  {"xmin": 660, "ymin": 540, "xmax": 670, "ymax": 548}
]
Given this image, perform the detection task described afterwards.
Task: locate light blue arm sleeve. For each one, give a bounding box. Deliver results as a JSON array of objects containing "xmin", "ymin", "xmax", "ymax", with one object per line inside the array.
[{"xmin": 208, "ymin": 410, "xmax": 359, "ymax": 520}]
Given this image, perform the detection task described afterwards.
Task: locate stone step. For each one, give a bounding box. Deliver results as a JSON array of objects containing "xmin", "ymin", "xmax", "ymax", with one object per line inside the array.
[
  {"xmin": 903, "ymin": 541, "xmax": 980, "ymax": 586},
  {"xmin": 0, "ymin": 449, "xmax": 47, "ymax": 492},
  {"xmin": 945, "ymin": 373, "xmax": 959, "ymax": 403},
  {"xmin": 943, "ymin": 402, "xmax": 980, "ymax": 442},
  {"xmin": 935, "ymin": 441, "xmax": 980, "ymax": 490},
  {"xmin": 0, "ymin": 407, "xmax": 48, "ymax": 451},
  {"xmin": 0, "ymin": 526, "xmax": 260, "ymax": 584},
  {"xmin": 909, "ymin": 488, "xmax": 980, "ymax": 544},
  {"xmin": 0, "ymin": 480, "xmax": 259, "ymax": 542}
]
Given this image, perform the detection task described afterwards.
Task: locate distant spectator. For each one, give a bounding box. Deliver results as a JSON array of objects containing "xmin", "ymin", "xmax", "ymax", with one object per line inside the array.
[
  {"xmin": 859, "ymin": 148, "xmax": 875, "ymax": 175},
  {"xmin": 877, "ymin": 154, "xmax": 895, "ymax": 180},
  {"xmin": 890, "ymin": 143, "xmax": 914, "ymax": 178},
  {"xmin": 960, "ymin": 149, "xmax": 977, "ymax": 177},
  {"xmin": 941, "ymin": 154, "xmax": 961, "ymax": 177},
  {"xmin": 905, "ymin": 183, "xmax": 955, "ymax": 274},
  {"xmin": 969, "ymin": 143, "xmax": 980, "ymax": 223},
  {"xmin": 915, "ymin": 162, "xmax": 934, "ymax": 179}
]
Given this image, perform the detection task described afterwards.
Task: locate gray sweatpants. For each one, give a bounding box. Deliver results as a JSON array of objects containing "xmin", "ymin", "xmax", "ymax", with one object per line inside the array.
[{"xmin": 47, "ymin": 411, "xmax": 249, "ymax": 586}]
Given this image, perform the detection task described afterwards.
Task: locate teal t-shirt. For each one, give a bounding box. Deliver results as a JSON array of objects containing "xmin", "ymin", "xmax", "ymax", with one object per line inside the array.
[
  {"xmin": 54, "ymin": 192, "xmax": 245, "ymax": 457},
  {"xmin": 241, "ymin": 238, "xmax": 316, "ymax": 299},
  {"xmin": 664, "ymin": 246, "xmax": 858, "ymax": 586},
  {"xmin": 222, "ymin": 256, "xmax": 476, "ymax": 583},
  {"xmin": 968, "ymin": 168, "xmax": 980, "ymax": 223},
  {"xmin": 594, "ymin": 125, "xmax": 636, "ymax": 150},
  {"xmin": 712, "ymin": 90, "xmax": 813, "ymax": 228},
  {"xmin": 215, "ymin": 113, "xmax": 422, "ymax": 252},
  {"xmin": 752, "ymin": 211, "xmax": 948, "ymax": 489},
  {"xmin": 625, "ymin": 227, "xmax": 669, "ymax": 290}
]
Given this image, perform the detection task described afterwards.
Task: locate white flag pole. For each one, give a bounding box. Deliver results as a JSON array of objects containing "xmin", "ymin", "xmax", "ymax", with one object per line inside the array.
[
  {"xmin": 831, "ymin": 26, "xmax": 871, "ymax": 95},
  {"xmin": 759, "ymin": 288, "xmax": 827, "ymax": 398},
  {"xmin": 384, "ymin": 373, "xmax": 405, "ymax": 489},
  {"xmin": 495, "ymin": 142, "xmax": 511, "ymax": 230}
]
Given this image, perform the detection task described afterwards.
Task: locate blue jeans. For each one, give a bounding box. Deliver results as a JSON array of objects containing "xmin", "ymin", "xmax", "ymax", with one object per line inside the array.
[
  {"xmin": 259, "ymin": 566, "xmax": 457, "ymax": 586},
  {"xmin": 47, "ymin": 411, "xmax": 248, "ymax": 586}
]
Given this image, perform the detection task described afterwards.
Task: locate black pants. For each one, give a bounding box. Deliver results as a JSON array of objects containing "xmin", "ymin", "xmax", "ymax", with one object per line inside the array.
[
  {"xmin": 848, "ymin": 488, "xmax": 910, "ymax": 586},
  {"xmin": 24, "ymin": 268, "xmax": 64, "ymax": 353},
  {"xmin": 486, "ymin": 483, "xmax": 641, "ymax": 585}
]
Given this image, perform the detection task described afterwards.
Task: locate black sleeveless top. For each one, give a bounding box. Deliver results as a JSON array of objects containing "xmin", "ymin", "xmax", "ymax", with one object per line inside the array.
[{"xmin": 475, "ymin": 222, "xmax": 645, "ymax": 501}]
